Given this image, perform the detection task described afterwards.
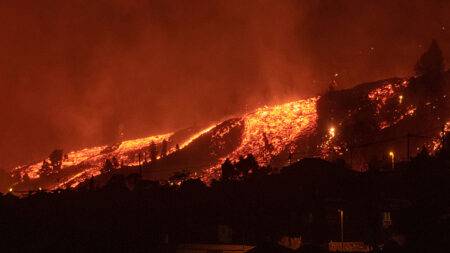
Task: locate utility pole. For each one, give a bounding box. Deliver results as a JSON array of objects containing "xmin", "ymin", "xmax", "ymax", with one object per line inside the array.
[
  {"xmin": 389, "ymin": 152, "xmax": 395, "ymax": 170},
  {"xmin": 288, "ymin": 153, "xmax": 292, "ymax": 166},
  {"xmin": 338, "ymin": 209, "xmax": 344, "ymax": 251}
]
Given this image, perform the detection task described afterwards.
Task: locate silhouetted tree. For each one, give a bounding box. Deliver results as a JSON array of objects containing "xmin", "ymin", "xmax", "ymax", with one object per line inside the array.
[
  {"xmin": 235, "ymin": 154, "xmax": 259, "ymax": 177},
  {"xmin": 180, "ymin": 178, "xmax": 206, "ymax": 193},
  {"xmin": 221, "ymin": 158, "xmax": 237, "ymax": 181},
  {"xmin": 161, "ymin": 139, "xmax": 168, "ymax": 158},
  {"xmin": 101, "ymin": 159, "xmax": 114, "ymax": 174},
  {"xmin": 409, "ymin": 40, "xmax": 446, "ymax": 101},
  {"xmin": 415, "ymin": 40, "xmax": 444, "ymax": 78},
  {"xmin": 245, "ymin": 154, "xmax": 258, "ymax": 168},
  {"xmin": 416, "ymin": 146, "xmax": 430, "ymax": 160},
  {"xmin": 170, "ymin": 170, "xmax": 190, "ymax": 184},
  {"xmin": 40, "ymin": 159, "xmax": 52, "ymax": 177},
  {"xmin": 176, "ymin": 144, "xmax": 180, "ymax": 151},
  {"xmin": 39, "ymin": 149, "xmax": 64, "ymax": 177},
  {"xmin": 111, "ymin": 156, "xmax": 119, "ymax": 168},
  {"xmin": 49, "ymin": 149, "xmax": 63, "ymax": 174},
  {"xmin": 149, "ymin": 141, "xmax": 158, "ymax": 162},
  {"xmin": 235, "ymin": 155, "xmax": 246, "ymax": 173}
]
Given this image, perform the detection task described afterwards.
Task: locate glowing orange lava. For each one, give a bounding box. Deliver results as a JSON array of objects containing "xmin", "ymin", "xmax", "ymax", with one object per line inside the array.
[
  {"xmin": 222, "ymin": 97, "xmax": 318, "ymax": 165},
  {"xmin": 12, "ymin": 133, "xmax": 173, "ymax": 189}
]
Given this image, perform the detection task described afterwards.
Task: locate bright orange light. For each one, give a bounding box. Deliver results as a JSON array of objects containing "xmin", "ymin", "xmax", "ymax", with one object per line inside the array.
[
  {"xmin": 179, "ymin": 125, "xmax": 216, "ymax": 149},
  {"xmin": 9, "ymin": 188, "xmax": 12, "ymax": 192},
  {"xmin": 329, "ymin": 127, "xmax": 335, "ymax": 138},
  {"xmin": 389, "ymin": 151, "xmax": 395, "ymax": 169}
]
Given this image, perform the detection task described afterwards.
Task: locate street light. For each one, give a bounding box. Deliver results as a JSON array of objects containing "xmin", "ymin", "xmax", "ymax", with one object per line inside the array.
[
  {"xmin": 338, "ymin": 209, "xmax": 344, "ymax": 246},
  {"xmin": 389, "ymin": 151, "xmax": 394, "ymax": 169}
]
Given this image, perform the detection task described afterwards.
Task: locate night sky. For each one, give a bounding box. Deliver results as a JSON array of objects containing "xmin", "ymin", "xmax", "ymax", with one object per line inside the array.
[{"xmin": 0, "ymin": 0, "xmax": 449, "ymax": 169}]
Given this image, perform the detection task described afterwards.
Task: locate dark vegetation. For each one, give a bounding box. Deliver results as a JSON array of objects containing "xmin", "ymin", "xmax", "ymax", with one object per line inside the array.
[{"xmin": 1, "ymin": 146, "xmax": 450, "ymax": 252}]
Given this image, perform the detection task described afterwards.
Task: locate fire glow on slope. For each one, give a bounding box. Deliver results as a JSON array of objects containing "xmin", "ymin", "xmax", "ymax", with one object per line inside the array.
[
  {"xmin": 197, "ymin": 97, "xmax": 319, "ymax": 182},
  {"xmin": 179, "ymin": 125, "xmax": 216, "ymax": 149},
  {"xmin": 12, "ymin": 133, "xmax": 173, "ymax": 189},
  {"xmin": 61, "ymin": 132, "xmax": 173, "ymax": 188},
  {"xmin": 215, "ymin": 97, "xmax": 319, "ymax": 166},
  {"xmin": 12, "ymin": 78, "xmax": 433, "ymax": 189},
  {"xmin": 231, "ymin": 97, "xmax": 319, "ymax": 164}
]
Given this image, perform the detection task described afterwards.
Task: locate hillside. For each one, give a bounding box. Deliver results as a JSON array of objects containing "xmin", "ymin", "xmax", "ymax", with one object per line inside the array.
[{"xmin": 9, "ymin": 73, "xmax": 450, "ymax": 191}]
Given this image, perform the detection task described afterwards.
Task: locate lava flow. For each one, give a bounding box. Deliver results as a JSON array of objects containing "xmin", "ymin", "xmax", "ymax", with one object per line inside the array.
[
  {"xmin": 226, "ymin": 97, "xmax": 318, "ymax": 165},
  {"xmin": 11, "ymin": 133, "xmax": 173, "ymax": 189}
]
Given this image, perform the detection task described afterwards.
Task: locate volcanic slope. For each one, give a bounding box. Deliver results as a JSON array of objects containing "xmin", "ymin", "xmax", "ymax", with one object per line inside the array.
[{"xmin": 10, "ymin": 74, "xmax": 450, "ymax": 191}]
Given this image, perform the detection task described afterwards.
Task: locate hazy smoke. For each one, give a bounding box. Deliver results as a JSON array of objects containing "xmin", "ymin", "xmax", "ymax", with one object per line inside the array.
[{"xmin": 0, "ymin": 0, "xmax": 449, "ymax": 168}]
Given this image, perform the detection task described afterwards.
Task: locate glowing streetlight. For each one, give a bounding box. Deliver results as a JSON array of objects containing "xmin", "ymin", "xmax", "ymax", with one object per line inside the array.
[
  {"xmin": 338, "ymin": 209, "xmax": 344, "ymax": 250},
  {"xmin": 9, "ymin": 188, "xmax": 13, "ymax": 192},
  {"xmin": 389, "ymin": 151, "xmax": 395, "ymax": 169},
  {"xmin": 38, "ymin": 187, "xmax": 42, "ymax": 191}
]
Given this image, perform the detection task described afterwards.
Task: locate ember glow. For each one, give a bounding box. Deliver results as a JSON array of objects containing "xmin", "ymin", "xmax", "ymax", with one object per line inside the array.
[
  {"xmin": 368, "ymin": 80, "xmax": 408, "ymax": 112},
  {"xmin": 367, "ymin": 80, "xmax": 417, "ymax": 130}
]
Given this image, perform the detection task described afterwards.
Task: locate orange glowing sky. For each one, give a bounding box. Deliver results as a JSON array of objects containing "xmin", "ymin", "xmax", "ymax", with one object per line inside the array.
[{"xmin": 0, "ymin": 0, "xmax": 450, "ymax": 170}]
